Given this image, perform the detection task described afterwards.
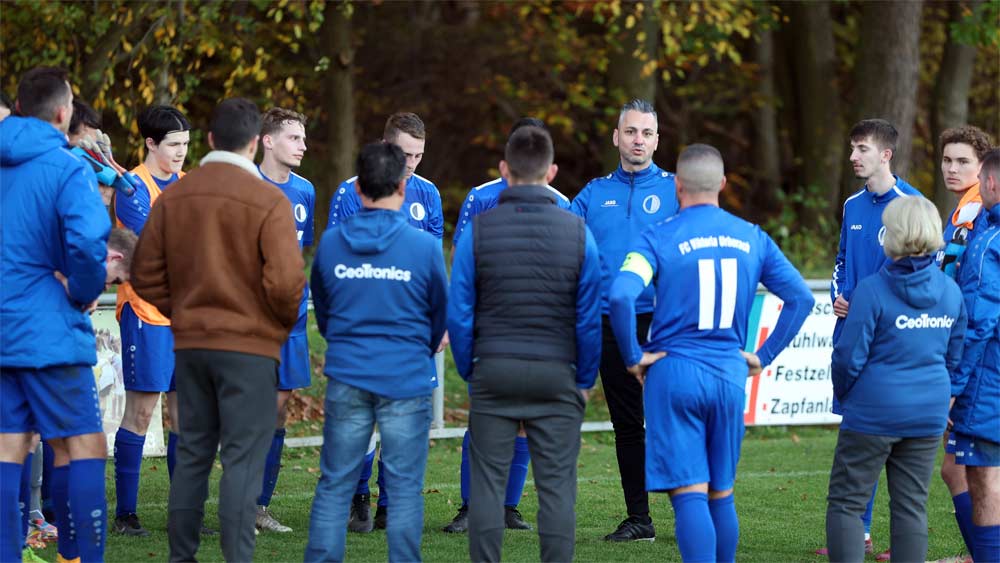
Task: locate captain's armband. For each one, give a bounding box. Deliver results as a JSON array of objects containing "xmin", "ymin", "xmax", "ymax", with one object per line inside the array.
[{"xmin": 620, "ymin": 252, "xmax": 654, "ymax": 286}]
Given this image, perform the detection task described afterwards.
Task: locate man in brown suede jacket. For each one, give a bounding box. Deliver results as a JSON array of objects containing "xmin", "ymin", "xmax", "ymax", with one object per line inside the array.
[{"xmin": 131, "ymin": 97, "xmax": 305, "ymax": 563}]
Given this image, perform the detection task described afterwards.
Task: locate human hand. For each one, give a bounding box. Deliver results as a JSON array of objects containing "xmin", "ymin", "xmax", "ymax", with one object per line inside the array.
[
  {"xmin": 436, "ymin": 331, "xmax": 450, "ymax": 353},
  {"xmin": 626, "ymin": 351, "xmax": 667, "ymax": 387},
  {"xmin": 580, "ymin": 389, "xmax": 590, "ymax": 402},
  {"xmin": 833, "ymin": 295, "xmax": 850, "ymax": 318},
  {"xmin": 741, "ymin": 350, "xmax": 762, "ymax": 378},
  {"xmin": 54, "ymin": 271, "xmax": 98, "ymax": 313}
]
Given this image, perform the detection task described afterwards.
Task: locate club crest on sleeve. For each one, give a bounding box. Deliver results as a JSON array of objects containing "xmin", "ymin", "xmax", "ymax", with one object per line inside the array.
[{"xmin": 410, "ymin": 202, "xmax": 426, "ymax": 221}]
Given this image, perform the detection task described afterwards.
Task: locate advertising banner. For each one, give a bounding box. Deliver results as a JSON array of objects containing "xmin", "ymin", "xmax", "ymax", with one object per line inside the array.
[{"xmin": 744, "ymin": 290, "xmax": 841, "ymax": 426}]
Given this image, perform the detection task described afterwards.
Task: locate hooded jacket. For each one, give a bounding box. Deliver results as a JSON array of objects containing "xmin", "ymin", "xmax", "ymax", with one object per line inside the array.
[
  {"xmin": 570, "ymin": 163, "xmax": 679, "ymax": 315},
  {"xmin": 950, "ymin": 204, "xmax": 1000, "ymax": 442},
  {"xmin": 832, "ymin": 256, "xmax": 967, "ymax": 437},
  {"xmin": 312, "ymin": 208, "xmax": 448, "ymax": 399},
  {"xmin": 1, "ymin": 116, "xmax": 110, "ymax": 368}
]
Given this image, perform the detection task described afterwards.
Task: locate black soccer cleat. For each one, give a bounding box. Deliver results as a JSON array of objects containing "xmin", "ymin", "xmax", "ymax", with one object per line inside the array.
[
  {"xmin": 603, "ymin": 516, "xmax": 655, "ymax": 542},
  {"xmin": 348, "ymin": 493, "xmax": 373, "ymax": 533},
  {"xmin": 112, "ymin": 513, "xmax": 150, "ymax": 537},
  {"xmin": 442, "ymin": 504, "xmax": 469, "ymax": 533},
  {"xmin": 373, "ymin": 505, "xmax": 388, "ymax": 530},
  {"xmin": 504, "ymin": 505, "xmax": 533, "ymax": 530}
]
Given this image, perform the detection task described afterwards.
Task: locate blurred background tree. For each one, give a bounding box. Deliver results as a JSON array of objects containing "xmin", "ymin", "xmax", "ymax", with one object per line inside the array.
[{"xmin": 2, "ymin": 0, "xmax": 997, "ymax": 275}]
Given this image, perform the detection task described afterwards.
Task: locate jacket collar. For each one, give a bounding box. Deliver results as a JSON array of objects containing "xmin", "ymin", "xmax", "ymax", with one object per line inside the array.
[
  {"xmin": 200, "ymin": 150, "xmax": 262, "ymax": 179},
  {"xmin": 612, "ymin": 162, "xmax": 661, "ymax": 184},
  {"xmin": 987, "ymin": 203, "xmax": 1000, "ymax": 225},
  {"xmin": 498, "ymin": 184, "xmax": 558, "ymax": 205}
]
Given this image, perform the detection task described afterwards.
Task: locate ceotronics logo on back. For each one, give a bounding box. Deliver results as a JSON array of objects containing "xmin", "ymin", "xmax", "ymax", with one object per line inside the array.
[
  {"xmin": 334, "ymin": 263, "xmax": 412, "ymax": 282},
  {"xmin": 895, "ymin": 314, "xmax": 955, "ymax": 330}
]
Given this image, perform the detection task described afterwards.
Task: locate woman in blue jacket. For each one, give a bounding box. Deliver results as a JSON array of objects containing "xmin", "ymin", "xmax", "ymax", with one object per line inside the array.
[{"xmin": 826, "ymin": 196, "xmax": 967, "ymax": 563}]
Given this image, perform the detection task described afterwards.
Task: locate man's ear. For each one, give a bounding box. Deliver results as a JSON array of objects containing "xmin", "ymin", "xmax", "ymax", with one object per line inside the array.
[
  {"xmin": 397, "ymin": 177, "xmax": 407, "ymax": 196},
  {"xmin": 612, "ymin": 128, "xmax": 620, "ymax": 148},
  {"xmin": 207, "ymin": 132, "xmax": 216, "ymax": 151},
  {"xmin": 499, "ymin": 160, "xmax": 510, "ymax": 182},
  {"xmin": 107, "ymin": 248, "xmax": 124, "ymax": 263},
  {"xmin": 544, "ymin": 163, "xmax": 558, "ymax": 185}
]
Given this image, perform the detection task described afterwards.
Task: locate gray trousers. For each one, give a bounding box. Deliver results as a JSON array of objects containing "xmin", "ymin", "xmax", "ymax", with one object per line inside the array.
[
  {"xmin": 168, "ymin": 349, "xmax": 277, "ymax": 563},
  {"xmin": 468, "ymin": 357, "xmax": 585, "ymax": 563},
  {"xmin": 826, "ymin": 428, "xmax": 938, "ymax": 563}
]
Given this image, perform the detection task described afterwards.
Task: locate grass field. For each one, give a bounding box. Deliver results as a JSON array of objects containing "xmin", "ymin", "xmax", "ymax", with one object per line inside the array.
[{"xmin": 26, "ymin": 426, "xmax": 968, "ymax": 562}]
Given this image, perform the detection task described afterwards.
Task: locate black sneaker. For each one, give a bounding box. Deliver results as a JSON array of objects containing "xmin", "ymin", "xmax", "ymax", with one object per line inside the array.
[
  {"xmin": 348, "ymin": 493, "xmax": 373, "ymax": 533},
  {"xmin": 442, "ymin": 505, "xmax": 469, "ymax": 533},
  {"xmin": 373, "ymin": 505, "xmax": 387, "ymax": 530},
  {"xmin": 113, "ymin": 513, "xmax": 150, "ymax": 537},
  {"xmin": 504, "ymin": 506, "xmax": 533, "ymax": 530},
  {"xmin": 603, "ymin": 516, "xmax": 655, "ymax": 542}
]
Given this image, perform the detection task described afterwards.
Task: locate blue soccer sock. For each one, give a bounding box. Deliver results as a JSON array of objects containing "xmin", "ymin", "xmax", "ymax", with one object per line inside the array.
[
  {"xmin": 671, "ymin": 492, "xmax": 716, "ymax": 563},
  {"xmin": 460, "ymin": 431, "xmax": 471, "ymax": 507},
  {"xmin": 69, "ymin": 458, "xmax": 106, "ymax": 563},
  {"xmin": 52, "ymin": 465, "xmax": 78, "ymax": 560},
  {"xmin": 166, "ymin": 431, "xmax": 178, "ymax": 481},
  {"xmin": 709, "ymin": 495, "xmax": 739, "ymax": 563},
  {"xmin": 862, "ymin": 479, "xmax": 877, "ymax": 534},
  {"xmin": 114, "ymin": 427, "xmax": 145, "ymax": 517},
  {"xmin": 951, "ymin": 492, "xmax": 975, "ymax": 555},
  {"xmin": 357, "ymin": 448, "xmax": 375, "ymax": 496},
  {"xmin": 19, "ymin": 454, "xmax": 32, "ymax": 544},
  {"xmin": 505, "ymin": 436, "xmax": 530, "ymax": 507},
  {"xmin": 1, "ymin": 462, "xmax": 23, "ymax": 563},
  {"xmin": 41, "ymin": 441, "xmax": 54, "ymax": 515},
  {"xmin": 376, "ymin": 458, "xmax": 389, "ymax": 507},
  {"xmin": 972, "ymin": 524, "xmax": 999, "ymax": 563},
  {"xmin": 257, "ymin": 428, "xmax": 286, "ymax": 506}
]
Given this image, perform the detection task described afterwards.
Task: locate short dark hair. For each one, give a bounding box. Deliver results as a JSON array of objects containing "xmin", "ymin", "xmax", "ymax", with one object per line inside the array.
[
  {"xmin": 356, "ymin": 142, "xmax": 406, "ymax": 201},
  {"xmin": 209, "ymin": 98, "xmax": 261, "ymax": 152},
  {"xmin": 981, "ymin": 148, "xmax": 1000, "ymax": 182},
  {"xmin": 69, "ymin": 99, "xmax": 101, "ymax": 135},
  {"xmin": 850, "ymin": 119, "xmax": 898, "ymax": 155},
  {"xmin": 138, "ymin": 105, "xmax": 191, "ymax": 145},
  {"xmin": 677, "ymin": 143, "xmax": 725, "ymax": 193},
  {"xmin": 16, "ymin": 67, "xmax": 71, "ymax": 121},
  {"xmin": 504, "ymin": 125, "xmax": 554, "ymax": 183},
  {"xmin": 508, "ymin": 117, "xmax": 546, "ymax": 138},
  {"xmin": 383, "ymin": 112, "xmax": 425, "ymax": 143},
  {"xmin": 940, "ymin": 125, "xmax": 994, "ymax": 161},
  {"xmin": 108, "ymin": 228, "xmax": 139, "ymax": 271},
  {"xmin": 261, "ymin": 107, "xmax": 306, "ymax": 138},
  {"xmin": 619, "ymin": 98, "xmax": 656, "ymax": 126}
]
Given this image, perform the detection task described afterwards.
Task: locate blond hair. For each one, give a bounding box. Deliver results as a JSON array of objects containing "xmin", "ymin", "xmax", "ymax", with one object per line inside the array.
[{"xmin": 882, "ymin": 197, "xmax": 943, "ymax": 259}]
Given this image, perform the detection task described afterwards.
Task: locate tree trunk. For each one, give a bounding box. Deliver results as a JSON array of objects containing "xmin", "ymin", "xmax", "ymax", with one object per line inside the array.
[
  {"xmin": 750, "ymin": 10, "xmax": 782, "ymax": 214},
  {"xmin": 852, "ymin": 0, "xmax": 925, "ymax": 179},
  {"xmin": 319, "ymin": 0, "xmax": 356, "ymax": 242},
  {"xmin": 605, "ymin": 0, "xmax": 659, "ymax": 170},
  {"xmin": 931, "ymin": 0, "xmax": 981, "ymax": 213},
  {"xmin": 783, "ymin": 1, "xmax": 843, "ymax": 214}
]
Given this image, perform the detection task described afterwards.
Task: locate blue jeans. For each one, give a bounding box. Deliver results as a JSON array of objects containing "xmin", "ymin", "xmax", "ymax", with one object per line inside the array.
[{"xmin": 305, "ymin": 378, "xmax": 431, "ymax": 563}]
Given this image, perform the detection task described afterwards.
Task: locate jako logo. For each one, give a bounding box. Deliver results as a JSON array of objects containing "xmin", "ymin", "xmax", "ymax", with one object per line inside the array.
[
  {"xmin": 335, "ymin": 263, "xmax": 412, "ymax": 282},
  {"xmin": 895, "ymin": 314, "xmax": 954, "ymax": 330},
  {"xmin": 850, "ymin": 224, "xmax": 863, "ymax": 231},
  {"xmin": 410, "ymin": 202, "xmax": 426, "ymax": 221},
  {"xmin": 602, "ymin": 199, "xmax": 618, "ymax": 207},
  {"xmin": 643, "ymin": 194, "xmax": 661, "ymax": 214}
]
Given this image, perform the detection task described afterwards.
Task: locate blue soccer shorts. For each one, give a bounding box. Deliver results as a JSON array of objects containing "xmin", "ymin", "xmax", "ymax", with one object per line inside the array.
[
  {"xmin": 1, "ymin": 366, "xmax": 103, "ymax": 440},
  {"xmin": 120, "ymin": 303, "xmax": 175, "ymax": 392},
  {"xmin": 643, "ymin": 355, "xmax": 746, "ymax": 492},
  {"xmin": 278, "ymin": 332, "xmax": 311, "ymax": 391},
  {"xmin": 945, "ymin": 431, "xmax": 957, "ymax": 455},
  {"xmin": 953, "ymin": 431, "xmax": 1000, "ymax": 467}
]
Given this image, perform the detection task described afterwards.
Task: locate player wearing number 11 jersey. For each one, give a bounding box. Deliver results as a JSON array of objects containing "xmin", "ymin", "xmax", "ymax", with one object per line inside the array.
[{"xmin": 609, "ymin": 144, "xmax": 813, "ymax": 562}]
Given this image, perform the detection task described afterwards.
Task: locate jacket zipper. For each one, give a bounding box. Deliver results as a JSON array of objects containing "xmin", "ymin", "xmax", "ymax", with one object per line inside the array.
[{"xmin": 626, "ymin": 172, "xmax": 635, "ymax": 219}]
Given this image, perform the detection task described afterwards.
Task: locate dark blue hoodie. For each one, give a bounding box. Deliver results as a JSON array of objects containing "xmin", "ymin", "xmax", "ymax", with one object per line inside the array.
[
  {"xmin": 311, "ymin": 208, "xmax": 447, "ymax": 399},
  {"xmin": 832, "ymin": 256, "xmax": 967, "ymax": 437},
  {"xmin": 1, "ymin": 116, "xmax": 110, "ymax": 368}
]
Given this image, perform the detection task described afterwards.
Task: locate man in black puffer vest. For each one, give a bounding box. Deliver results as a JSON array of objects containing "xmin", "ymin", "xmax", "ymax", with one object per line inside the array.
[{"xmin": 448, "ymin": 125, "xmax": 603, "ymax": 562}]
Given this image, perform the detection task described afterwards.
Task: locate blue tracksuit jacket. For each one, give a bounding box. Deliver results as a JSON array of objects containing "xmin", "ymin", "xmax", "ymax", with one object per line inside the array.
[
  {"xmin": 452, "ymin": 177, "xmax": 570, "ymax": 245},
  {"xmin": 950, "ymin": 204, "xmax": 1000, "ymax": 443},
  {"xmin": 832, "ymin": 256, "xmax": 967, "ymax": 437},
  {"xmin": 1, "ymin": 116, "xmax": 110, "ymax": 368},
  {"xmin": 571, "ymin": 163, "xmax": 679, "ymax": 315},
  {"xmin": 312, "ymin": 208, "xmax": 447, "ymax": 399},
  {"xmin": 328, "ymin": 174, "xmax": 444, "ymax": 239}
]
